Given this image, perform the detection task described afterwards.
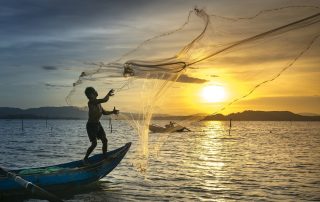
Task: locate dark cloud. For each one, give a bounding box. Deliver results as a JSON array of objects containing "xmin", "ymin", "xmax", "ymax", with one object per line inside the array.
[
  {"xmin": 132, "ymin": 72, "xmax": 209, "ymax": 84},
  {"xmin": 45, "ymin": 83, "xmax": 70, "ymax": 88},
  {"xmin": 0, "ymin": 0, "xmax": 173, "ymax": 75},
  {"xmin": 42, "ymin": 65, "xmax": 58, "ymax": 71},
  {"xmin": 177, "ymin": 74, "xmax": 208, "ymax": 83},
  {"xmin": 0, "ymin": 0, "xmax": 156, "ymax": 36}
]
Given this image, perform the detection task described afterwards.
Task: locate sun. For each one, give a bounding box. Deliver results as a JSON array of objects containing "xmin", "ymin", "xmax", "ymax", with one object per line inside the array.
[{"xmin": 201, "ymin": 85, "xmax": 227, "ymax": 103}]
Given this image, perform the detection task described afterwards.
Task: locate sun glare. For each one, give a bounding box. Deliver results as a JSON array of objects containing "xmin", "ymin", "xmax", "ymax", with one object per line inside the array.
[{"xmin": 201, "ymin": 85, "xmax": 226, "ymax": 103}]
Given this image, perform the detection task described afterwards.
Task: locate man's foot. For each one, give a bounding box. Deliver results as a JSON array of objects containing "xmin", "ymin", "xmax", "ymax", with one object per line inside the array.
[{"xmin": 82, "ymin": 158, "xmax": 90, "ymax": 166}]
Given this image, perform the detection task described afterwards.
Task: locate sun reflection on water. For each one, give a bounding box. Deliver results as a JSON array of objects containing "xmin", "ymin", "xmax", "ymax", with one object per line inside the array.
[{"xmin": 184, "ymin": 121, "xmax": 237, "ymax": 197}]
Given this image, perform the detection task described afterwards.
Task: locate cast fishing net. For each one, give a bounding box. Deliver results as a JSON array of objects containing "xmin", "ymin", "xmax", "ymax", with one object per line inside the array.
[{"xmin": 66, "ymin": 6, "xmax": 320, "ymax": 172}]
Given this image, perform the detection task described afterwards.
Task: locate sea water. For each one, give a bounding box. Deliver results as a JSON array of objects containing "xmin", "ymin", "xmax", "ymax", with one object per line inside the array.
[{"xmin": 0, "ymin": 120, "xmax": 319, "ymax": 201}]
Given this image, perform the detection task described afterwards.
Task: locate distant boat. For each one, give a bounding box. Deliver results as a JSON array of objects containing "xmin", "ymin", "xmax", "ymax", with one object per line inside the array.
[
  {"xmin": 149, "ymin": 124, "xmax": 190, "ymax": 133},
  {"xmin": 0, "ymin": 142, "xmax": 131, "ymax": 197}
]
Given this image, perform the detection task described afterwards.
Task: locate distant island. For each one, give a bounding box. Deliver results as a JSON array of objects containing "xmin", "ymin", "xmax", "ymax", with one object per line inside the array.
[
  {"xmin": 202, "ymin": 110, "xmax": 320, "ymax": 121},
  {"xmin": 0, "ymin": 107, "xmax": 88, "ymax": 120},
  {"xmin": 0, "ymin": 107, "xmax": 319, "ymax": 121}
]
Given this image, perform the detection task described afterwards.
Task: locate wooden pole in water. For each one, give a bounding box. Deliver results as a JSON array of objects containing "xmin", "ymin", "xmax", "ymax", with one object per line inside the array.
[
  {"xmin": 228, "ymin": 119, "xmax": 232, "ymax": 135},
  {"xmin": 109, "ymin": 117, "xmax": 113, "ymax": 133},
  {"xmin": 21, "ymin": 119, "xmax": 24, "ymax": 131}
]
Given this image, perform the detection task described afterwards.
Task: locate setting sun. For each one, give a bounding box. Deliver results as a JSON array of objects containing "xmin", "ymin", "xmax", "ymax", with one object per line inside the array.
[{"xmin": 201, "ymin": 85, "xmax": 227, "ymax": 103}]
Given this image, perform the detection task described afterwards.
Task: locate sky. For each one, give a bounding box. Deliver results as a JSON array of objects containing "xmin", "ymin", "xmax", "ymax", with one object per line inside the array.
[{"xmin": 0, "ymin": 0, "xmax": 319, "ymax": 115}]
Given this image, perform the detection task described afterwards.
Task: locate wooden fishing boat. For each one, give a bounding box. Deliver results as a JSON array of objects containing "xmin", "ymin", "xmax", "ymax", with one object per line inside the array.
[
  {"xmin": 149, "ymin": 124, "xmax": 190, "ymax": 133},
  {"xmin": 0, "ymin": 142, "xmax": 131, "ymax": 196}
]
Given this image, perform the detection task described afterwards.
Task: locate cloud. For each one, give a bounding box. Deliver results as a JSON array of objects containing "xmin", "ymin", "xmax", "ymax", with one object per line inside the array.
[
  {"xmin": 244, "ymin": 95, "xmax": 320, "ymax": 102},
  {"xmin": 1, "ymin": 0, "xmax": 319, "ymax": 110},
  {"xmin": 131, "ymin": 72, "xmax": 209, "ymax": 84},
  {"xmin": 177, "ymin": 74, "xmax": 208, "ymax": 83},
  {"xmin": 210, "ymin": 74, "xmax": 219, "ymax": 77},
  {"xmin": 42, "ymin": 65, "xmax": 58, "ymax": 71},
  {"xmin": 45, "ymin": 83, "xmax": 70, "ymax": 88}
]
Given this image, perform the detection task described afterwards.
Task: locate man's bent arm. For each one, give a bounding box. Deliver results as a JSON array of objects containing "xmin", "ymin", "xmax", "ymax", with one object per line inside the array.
[{"xmin": 102, "ymin": 109, "xmax": 114, "ymax": 115}]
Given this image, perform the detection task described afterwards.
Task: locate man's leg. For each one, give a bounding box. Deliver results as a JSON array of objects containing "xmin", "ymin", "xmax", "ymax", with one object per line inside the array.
[
  {"xmin": 101, "ymin": 136, "xmax": 108, "ymax": 155},
  {"xmin": 97, "ymin": 122, "xmax": 108, "ymax": 155},
  {"xmin": 84, "ymin": 140, "xmax": 97, "ymax": 160}
]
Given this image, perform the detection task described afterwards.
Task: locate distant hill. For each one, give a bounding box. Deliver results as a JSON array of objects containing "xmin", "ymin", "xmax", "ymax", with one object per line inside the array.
[
  {"xmin": 0, "ymin": 107, "xmax": 204, "ymax": 120},
  {"xmin": 298, "ymin": 112, "xmax": 320, "ymax": 116},
  {"xmin": 152, "ymin": 113, "xmax": 206, "ymax": 120},
  {"xmin": 203, "ymin": 110, "xmax": 320, "ymax": 121},
  {"xmin": 0, "ymin": 107, "xmax": 319, "ymax": 121},
  {"xmin": 0, "ymin": 106, "xmax": 88, "ymax": 119}
]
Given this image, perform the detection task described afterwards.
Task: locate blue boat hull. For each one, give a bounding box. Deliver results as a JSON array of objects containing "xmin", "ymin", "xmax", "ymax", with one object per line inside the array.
[{"xmin": 0, "ymin": 142, "xmax": 131, "ymax": 195}]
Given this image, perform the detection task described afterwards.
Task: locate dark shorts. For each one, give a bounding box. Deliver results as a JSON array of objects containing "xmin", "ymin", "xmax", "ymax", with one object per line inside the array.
[{"xmin": 86, "ymin": 122, "xmax": 107, "ymax": 142}]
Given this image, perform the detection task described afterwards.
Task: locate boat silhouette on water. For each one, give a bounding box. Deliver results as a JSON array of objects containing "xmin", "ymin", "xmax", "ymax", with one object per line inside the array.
[{"xmin": 149, "ymin": 122, "xmax": 191, "ymax": 133}]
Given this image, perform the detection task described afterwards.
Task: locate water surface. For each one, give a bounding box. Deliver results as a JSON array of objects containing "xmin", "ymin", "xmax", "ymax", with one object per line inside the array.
[{"xmin": 0, "ymin": 120, "xmax": 319, "ymax": 201}]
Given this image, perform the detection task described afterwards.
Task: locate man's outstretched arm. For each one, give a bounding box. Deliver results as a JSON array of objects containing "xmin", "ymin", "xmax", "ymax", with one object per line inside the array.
[{"xmin": 92, "ymin": 89, "xmax": 115, "ymax": 104}]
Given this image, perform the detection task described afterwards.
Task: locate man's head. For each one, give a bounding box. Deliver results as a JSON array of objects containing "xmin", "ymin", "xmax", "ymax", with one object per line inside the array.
[{"xmin": 85, "ymin": 87, "xmax": 98, "ymax": 99}]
